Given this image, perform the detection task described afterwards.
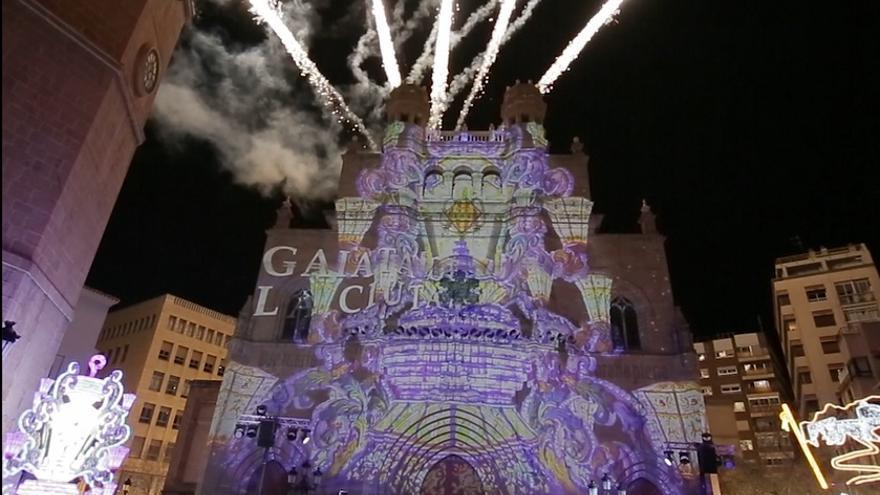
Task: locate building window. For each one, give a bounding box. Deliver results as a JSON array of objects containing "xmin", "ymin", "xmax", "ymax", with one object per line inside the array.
[
  {"xmin": 174, "ymin": 346, "xmax": 188, "ymax": 365},
  {"xmin": 848, "ymin": 357, "xmax": 872, "ymax": 377},
  {"xmin": 700, "ymin": 368, "xmax": 710, "ymax": 379},
  {"xmin": 763, "ymin": 457, "xmax": 786, "ymax": 467},
  {"xmin": 166, "ymin": 375, "xmax": 180, "ymax": 396},
  {"xmin": 782, "ymin": 317, "xmax": 797, "ymax": 333},
  {"xmin": 829, "ymin": 364, "xmax": 845, "ymax": 382},
  {"xmin": 697, "ymin": 353, "xmax": 706, "ymax": 362},
  {"xmin": 776, "ymin": 293, "xmax": 790, "ymax": 306},
  {"xmin": 843, "ymin": 305, "xmax": 880, "ymax": 322},
  {"xmin": 743, "ymin": 362, "xmax": 770, "ymax": 374},
  {"xmin": 165, "ymin": 443, "xmax": 176, "ymax": 461},
  {"xmin": 145, "ymin": 439, "xmax": 162, "ymax": 461},
  {"xmin": 718, "ymin": 366, "xmax": 738, "ymax": 376},
  {"xmin": 720, "ymin": 384, "xmax": 742, "ymax": 394},
  {"xmin": 754, "ymin": 417, "xmax": 777, "ymax": 432},
  {"xmin": 701, "ymin": 386, "xmax": 713, "ymax": 396},
  {"xmin": 805, "ymin": 286, "xmax": 827, "ymax": 302},
  {"xmin": 797, "ymin": 370, "xmax": 812, "ymax": 384},
  {"xmin": 176, "ymin": 318, "xmax": 186, "ymax": 333},
  {"xmin": 217, "ymin": 361, "xmax": 226, "ymax": 377},
  {"xmin": 835, "ymin": 279, "xmax": 874, "ymax": 305},
  {"xmin": 189, "ymin": 351, "xmax": 203, "ymax": 370},
  {"xmin": 790, "ymin": 342, "xmax": 805, "ymax": 357},
  {"xmin": 204, "ymin": 355, "xmax": 216, "ymax": 374},
  {"xmin": 610, "ymin": 297, "xmax": 640, "ymax": 351},
  {"xmin": 139, "ymin": 403, "xmax": 155, "ymax": 424},
  {"xmin": 812, "ymin": 311, "xmax": 836, "ymax": 327},
  {"xmin": 736, "ymin": 420, "xmax": 750, "ymax": 431},
  {"xmin": 736, "ymin": 345, "xmax": 755, "ymax": 357},
  {"xmin": 198, "ymin": 325, "xmax": 206, "ymax": 340},
  {"xmin": 172, "ymin": 411, "xmax": 183, "ymax": 430},
  {"xmin": 187, "ymin": 322, "xmax": 196, "ymax": 337},
  {"xmin": 734, "ymin": 401, "xmax": 746, "ymax": 412},
  {"xmin": 207, "ymin": 329, "xmax": 215, "ymax": 343},
  {"xmin": 156, "ymin": 406, "xmax": 171, "ymax": 428},
  {"xmin": 820, "ymin": 339, "xmax": 840, "ymax": 354},
  {"xmin": 181, "ymin": 379, "xmax": 192, "ymax": 398},
  {"xmin": 130, "ymin": 436, "xmax": 146, "ymax": 458},
  {"xmin": 214, "ymin": 332, "xmax": 224, "ymax": 346},
  {"xmin": 751, "ymin": 380, "xmax": 772, "ymax": 393},
  {"xmin": 158, "ymin": 341, "xmax": 173, "ymax": 361},
  {"xmin": 739, "ymin": 440, "xmax": 754, "ymax": 451},
  {"xmin": 715, "ymin": 350, "xmax": 734, "ymax": 358},
  {"xmin": 148, "ymin": 372, "xmax": 165, "ymax": 392},
  {"xmin": 283, "ymin": 290, "xmax": 314, "ymax": 342}
]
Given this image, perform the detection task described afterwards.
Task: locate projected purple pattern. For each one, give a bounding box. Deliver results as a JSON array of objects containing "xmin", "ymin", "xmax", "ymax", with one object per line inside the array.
[{"xmin": 203, "ymin": 108, "xmax": 703, "ymax": 494}]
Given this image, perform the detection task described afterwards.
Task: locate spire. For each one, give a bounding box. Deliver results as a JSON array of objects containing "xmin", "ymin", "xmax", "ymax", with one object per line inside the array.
[
  {"xmin": 275, "ymin": 197, "xmax": 293, "ymax": 228},
  {"xmin": 639, "ymin": 199, "xmax": 657, "ymax": 234}
]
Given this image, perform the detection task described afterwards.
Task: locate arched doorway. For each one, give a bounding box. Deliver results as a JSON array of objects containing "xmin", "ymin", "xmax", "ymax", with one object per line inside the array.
[
  {"xmin": 244, "ymin": 460, "xmax": 289, "ymax": 494},
  {"xmin": 627, "ymin": 478, "xmax": 662, "ymax": 495},
  {"xmin": 420, "ymin": 455, "xmax": 485, "ymax": 495}
]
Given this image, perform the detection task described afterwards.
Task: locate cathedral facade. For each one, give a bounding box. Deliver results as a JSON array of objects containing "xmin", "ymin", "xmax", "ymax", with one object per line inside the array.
[{"xmin": 198, "ymin": 84, "xmax": 705, "ymax": 495}]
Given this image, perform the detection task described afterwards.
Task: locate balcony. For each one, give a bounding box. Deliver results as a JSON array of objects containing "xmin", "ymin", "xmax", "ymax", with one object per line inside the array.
[
  {"xmin": 749, "ymin": 404, "xmax": 780, "ymax": 416},
  {"xmin": 838, "ymin": 292, "xmax": 876, "ymax": 306},
  {"xmin": 737, "ymin": 350, "xmax": 771, "ymax": 362}
]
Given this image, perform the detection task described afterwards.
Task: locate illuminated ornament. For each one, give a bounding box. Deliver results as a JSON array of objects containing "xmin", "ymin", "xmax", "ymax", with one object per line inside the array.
[
  {"xmin": 335, "ymin": 197, "xmax": 380, "ymax": 248},
  {"xmin": 544, "ymin": 197, "xmax": 593, "ymax": 246},
  {"xmin": 444, "ymin": 199, "xmax": 482, "ymax": 234},
  {"xmin": 478, "ymin": 279, "xmax": 508, "ymax": 304},
  {"xmin": 3, "ymin": 355, "xmax": 135, "ymax": 495},
  {"xmin": 575, "ymin": 274, "xmax": 613, "ymax": 323},
  {"xmin": 782, "ymin": 396, "xmax": 880, "ymax": 487},
  {"xmin": 524, "ymin": 258, "xmax": 553, "ymax": 302},
  {"xmin": 309, "ymin": 273, "xmax": 344, "ymax": 315}
]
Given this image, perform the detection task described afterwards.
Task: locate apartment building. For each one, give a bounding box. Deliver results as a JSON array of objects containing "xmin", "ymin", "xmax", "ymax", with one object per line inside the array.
[
  {"xmin": 772, "ymin": 244, "xmax": 880, "ymax": 417},
  {"xmin": 95, "ymin": 294, "xmax": 235, "ymax": 495},
  {"xmin": 694, "ymin": 333, "xmax": 794, "ymax": 468}
]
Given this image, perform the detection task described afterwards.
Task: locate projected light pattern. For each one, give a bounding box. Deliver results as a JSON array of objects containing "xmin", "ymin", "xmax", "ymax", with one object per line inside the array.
[
  {"xmin": 202, "ymin": 118, "xmax": 702, "ymax": 494},
  {"xmin": 2, "ymin": 355, "xmax": 135, "ymax": 495}
]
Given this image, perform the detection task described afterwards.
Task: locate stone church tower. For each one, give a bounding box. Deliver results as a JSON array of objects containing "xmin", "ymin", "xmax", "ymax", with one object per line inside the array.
[{"xmin": 1, "ymin": 0, "xmax": 193, "ymax": 438}]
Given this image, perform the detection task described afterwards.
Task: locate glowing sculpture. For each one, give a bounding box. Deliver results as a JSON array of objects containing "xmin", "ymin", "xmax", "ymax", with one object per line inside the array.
[
  {"xmin": 576, "ymin": 274, "xmax": 613, "ymax": 324},
  {"xmin": 545, "ymin": 196, "xmax": 594, "ymax": 246},
  {"xmin": 782, "ymin": 396, "xmax": 880, "ymax": 487},
  {"xmin": 2, "ymin": 355, "xmax": 135, "ymax": 495},
  {"xmin": 335, "ymin": 197, "xmax": 380, "ymax": 247}
]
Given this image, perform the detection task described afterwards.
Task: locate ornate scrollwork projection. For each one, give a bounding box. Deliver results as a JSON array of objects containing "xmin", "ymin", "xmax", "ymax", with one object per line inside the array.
[
  {"xmin": 310, "ymin": 273, "xmax": 344, "ymax": 314},
  {"xmin": 3, "ymin": 356, "xmax": 135, "ymax": 493},
  {"xmin": 575, "ymin": 274, "xmax": 613, "ymax": 324},
  {"xmin": 335, "ymin": 197, "xmax": 379, "ymax": 247},
  {"xmin": 545, "ymin": 197, "xmax": 593, "ymax": 246}
]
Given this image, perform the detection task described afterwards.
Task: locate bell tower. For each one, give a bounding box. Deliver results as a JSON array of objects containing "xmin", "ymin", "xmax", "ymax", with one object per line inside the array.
[
  {"xmin": 386, "ymin": 83, "xmax": 430, "ymax": 125},
  {"xmin": 2, "ymin": 0, "xmax": 193, "ymax": 438},
  {"xmin": 501, "ymin": 80, "xmax": 547, "ymax": 125}
]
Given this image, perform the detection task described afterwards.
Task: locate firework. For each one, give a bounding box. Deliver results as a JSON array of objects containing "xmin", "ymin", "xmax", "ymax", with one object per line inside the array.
[
  {"xmin": 248, "ymin": 0, "xmax": 377, "ymax": 149},
  {"xmin": 455, "ymin": 0, "xmax": 517, "ymax": 129},
  {"xmin": 370, "ymin": 0, "xmax": 402, "ymax": 87},
  {"xmin": 429, "ymin": 0, "xmax": 455, "ymax": 128},
  {"xmin": 537, "ymin": 0, "xmax": 626, "ymax": 93}
]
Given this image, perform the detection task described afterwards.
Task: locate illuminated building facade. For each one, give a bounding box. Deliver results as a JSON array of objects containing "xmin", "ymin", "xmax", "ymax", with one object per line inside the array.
[
  {"xmin": 198, "ymin": 84, "xmax": 705, "ymax": 495},
  {"xmin": 772, "ymin": 244, "xmax": 880, "ymax": 417},
  {"xmin": 95, "ymin": 295, "xmax": 234, "ymax": 495},
  {"xmin": 694, "ymin": 333, "xmax": 794, "ymax": 468}
]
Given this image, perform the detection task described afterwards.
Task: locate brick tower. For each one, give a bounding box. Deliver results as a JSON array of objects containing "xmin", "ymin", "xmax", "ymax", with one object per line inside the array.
[{"xmin": 2, "ymin": 0, "xmax": 193, "ymax": 438}]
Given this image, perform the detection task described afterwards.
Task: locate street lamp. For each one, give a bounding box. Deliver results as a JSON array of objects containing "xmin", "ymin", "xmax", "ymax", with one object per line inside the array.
[
  {"xmin": 617, "ymin": 482, "xmax": 627, "ymax": 495},
  {"xmin": 121, "ymin": 478, "xmax": 132, "ymax": 495},
  {"xmin": 602, "ymin": 473, "xmax": 612, "ymax": 491},
  {"xmin": 588, "ymin": 479, "xmax": 598, "ymax": 495}
]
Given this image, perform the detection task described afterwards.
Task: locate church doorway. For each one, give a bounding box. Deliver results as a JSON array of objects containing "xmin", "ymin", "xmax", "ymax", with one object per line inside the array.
[
  {"xmin": 244, "ymin": 460, "xmax": 289, "ymax": 494},
  {"xmin": 626, "ymin": 478, "xmax": 663, "ymax": 495},
  {"xmin": 420, "ymin": 455, "xmax": 485, "ymax": 495}
]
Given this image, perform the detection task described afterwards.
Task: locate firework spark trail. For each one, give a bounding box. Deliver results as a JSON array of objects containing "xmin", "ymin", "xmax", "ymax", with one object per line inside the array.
[
  {"xmin": 455, "ymin": 0, "xmax": 517, "ymax": 129},
  {"xmin": 248, "ymin": 0, "xmax": 377, "ymax": 149},
  {"xmin": 408, "ymin": 0, "xmax": 499, "ymax": 84},
  {"xmin": 428, "ymin": 0, "xmax": 455, "ymax": 128},
  {"xmin": 370, "ymin": 0, "xmax": 402, "ymax": 87},
  {"xmin": 394, "ymin": 0, "xmax": 436, "ymax": 49},
  {"xmin": 349, "ymin": 28, "xmax": 378, "ymax": 87},
  {"xmin": 443, "ymin": 0, "xmax": 542, "ymax": 112},
  {"xmin": 537, "ymin": 0, "xmax": 626, "ymax": 93}
]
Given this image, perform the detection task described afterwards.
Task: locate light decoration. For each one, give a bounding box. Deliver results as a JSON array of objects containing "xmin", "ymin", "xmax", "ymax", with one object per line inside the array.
[
  {"xmin": 309, "ymin": 272, "xmax": 344, "ymax": 315},
  {"xmin": 369, "ymin": 0, "xmax": 402, "ymax": 87},
  {"xmin": 428, "ymin": 0, "xmax": 455, "ymax": 128},
  {"xmin": 783, "ymin": 396, "xmax": 880, "ymax": 487},
  {"xmin": 455, "ymin": 0, "xmax": 518, "ymax": 129},
  {"xmin": 2, "ymin": 355, "xmax": 135, "ymax": 495},
  {"xmin": 544, "ymin": 197, "xmax": 594, "ymax": 246},
  {"xmin": 537, "ymin": 0, "xmax": 627, "ymax": 93},
  {"xmin": 575, "ymin": 274, "xmax": 613, "ymax": 323},
  {"xmin": 524, "ymin": 258, "xmax": 553, "ymax": 302},
  {"xmin": 779, "ymin": 403, "xmax": 830, "ymax": 489},
  {"xmin": 246, "ymin": 0, "xmax": 378, "ymax": 150},
  {"xmin": 335, "ymin": 197, "xmax": 380, "ymax": 248}
]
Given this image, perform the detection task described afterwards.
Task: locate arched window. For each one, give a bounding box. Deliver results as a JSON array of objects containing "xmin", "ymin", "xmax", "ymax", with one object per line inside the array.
[
  {"xmin": 452, "ymin": 171, "xmax": 472, "ymax": 199},
  {"xmin": 282, "ymin": 289, "xmax": 313, "ymax": 342},
  {"xmin": 610, "ymin": 297, "xmax": 641, "ymax": 350}
]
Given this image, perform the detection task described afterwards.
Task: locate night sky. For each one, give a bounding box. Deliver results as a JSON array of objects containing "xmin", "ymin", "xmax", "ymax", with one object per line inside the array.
[{"xmin": 86, "ymin": 0, "xmax": 880, "ymax": 340}]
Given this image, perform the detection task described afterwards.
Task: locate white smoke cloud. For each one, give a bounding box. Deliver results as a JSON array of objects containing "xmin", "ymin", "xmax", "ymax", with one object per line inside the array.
[{"xmin": 153, "ymin": 29, "xmax": 343, "ymax": 200}]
